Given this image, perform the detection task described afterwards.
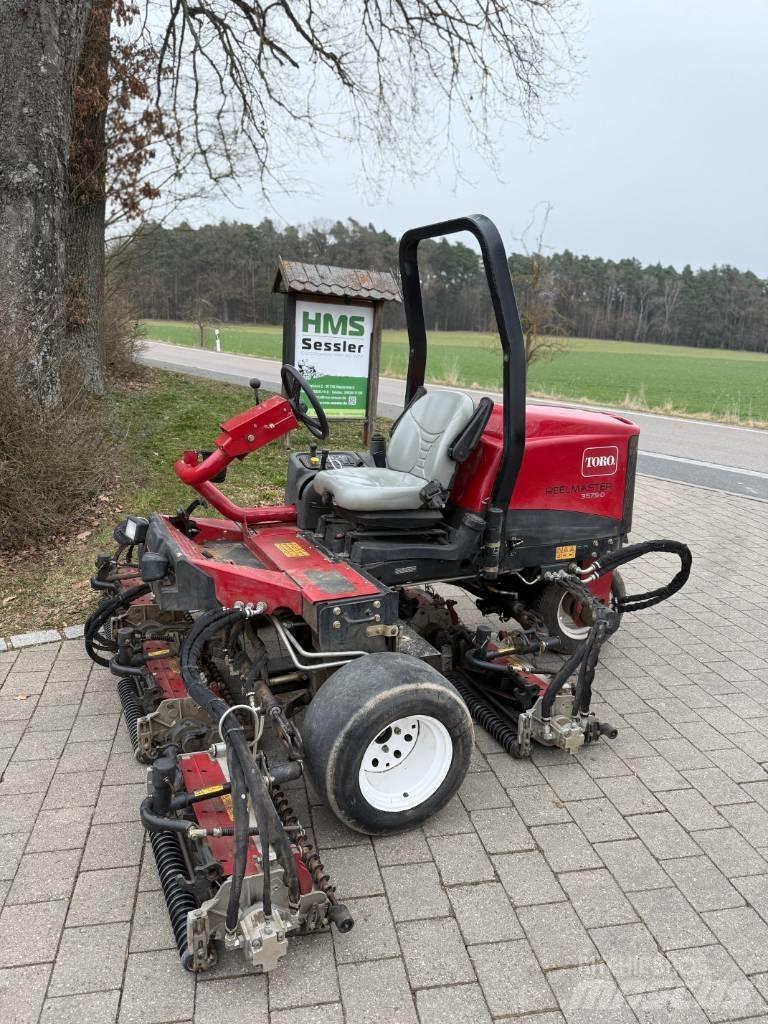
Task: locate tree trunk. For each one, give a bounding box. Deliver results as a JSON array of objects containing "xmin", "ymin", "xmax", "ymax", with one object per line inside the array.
[
  {"xmin": 66, "ymin": 0, "xmax": 111, "ymax": 395},
  {"xmin": 0, "ymin": 2, "xmax": 91, "ymax": 407}
]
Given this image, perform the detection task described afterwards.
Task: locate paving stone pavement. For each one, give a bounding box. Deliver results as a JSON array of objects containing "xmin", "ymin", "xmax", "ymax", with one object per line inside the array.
[{"xmin": 0, "ymin": 476, "xmax": 767, "ymax": 1024}]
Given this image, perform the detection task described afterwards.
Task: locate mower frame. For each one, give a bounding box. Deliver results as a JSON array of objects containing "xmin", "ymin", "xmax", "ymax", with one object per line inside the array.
[{"xmin": 85, "ymin": 213, "xmax": 692, "ymax": 978}]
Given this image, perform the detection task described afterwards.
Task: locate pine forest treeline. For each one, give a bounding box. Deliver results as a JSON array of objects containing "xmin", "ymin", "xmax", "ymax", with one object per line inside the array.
[{"xmin": 115, "ymin": 219, "xmax": 768, "ymax": 352}]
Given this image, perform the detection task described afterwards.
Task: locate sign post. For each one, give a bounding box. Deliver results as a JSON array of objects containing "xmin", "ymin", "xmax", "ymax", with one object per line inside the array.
[{"xmin": 273, "ymin": 260, "xmax": 400, "ymax": 444}]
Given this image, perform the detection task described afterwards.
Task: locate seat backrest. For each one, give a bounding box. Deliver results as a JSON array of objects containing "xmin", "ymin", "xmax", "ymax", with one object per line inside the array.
[{"xmin": 387, "ymin": 389, "xmax": 475, "ymax": 488}]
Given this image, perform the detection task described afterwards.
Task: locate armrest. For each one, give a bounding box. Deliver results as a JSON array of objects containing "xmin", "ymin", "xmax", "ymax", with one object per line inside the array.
[{"xmin": 448, "ymin": 397, "xmax": 494, "ymax": 463}]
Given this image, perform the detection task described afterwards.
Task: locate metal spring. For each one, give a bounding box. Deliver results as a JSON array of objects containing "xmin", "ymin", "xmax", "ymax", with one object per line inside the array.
[
  {"xmin": 149, "ymin": 831, "xmax": 199, "ymax": 971},
  {"xmin": 271, "ymin": 782, "xmax": 335, "ymax": 896},
  {"xmin": 117, "ymin": 676, "xmax": 149, "ymax": 762}
]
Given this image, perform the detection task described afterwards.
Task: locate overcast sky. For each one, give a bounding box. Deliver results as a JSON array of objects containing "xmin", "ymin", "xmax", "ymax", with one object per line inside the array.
[{"xmin": 197, "ymin": 0, "xmax": 768, "ymax": 274}]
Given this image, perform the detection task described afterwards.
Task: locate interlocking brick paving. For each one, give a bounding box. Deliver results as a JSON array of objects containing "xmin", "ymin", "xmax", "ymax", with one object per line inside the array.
[{"xmin": 0, "ymin": 477, "xmax": 767, "ymax": 1022}]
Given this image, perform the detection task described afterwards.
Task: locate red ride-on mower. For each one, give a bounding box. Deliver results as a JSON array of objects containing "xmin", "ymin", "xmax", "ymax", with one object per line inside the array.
[{"xmin": 85, "ymin": 215, "xmax": 691, "ymax": 974}]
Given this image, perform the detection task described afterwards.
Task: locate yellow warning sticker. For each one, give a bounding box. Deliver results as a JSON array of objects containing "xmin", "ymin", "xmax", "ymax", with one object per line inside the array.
[
  {"xmin": 275, "ymin": 541, "xmax": 309, "ymax": 558},
  {"xmin": 220, "ymin": 794, "xmax": 234, "ymax": 821},
  {"xmin": 555, "ymin": 545, "xmax": 577, "ymax": 560},
  {"xmin": 193, "ymin": 784, "xmax": 225, "ymax": 799}
]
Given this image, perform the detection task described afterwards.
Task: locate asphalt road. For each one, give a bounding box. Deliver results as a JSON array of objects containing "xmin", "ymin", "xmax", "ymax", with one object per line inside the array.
[{"xmin": 139, "ymin": 340, "xmax": 768, "ymax": 501}]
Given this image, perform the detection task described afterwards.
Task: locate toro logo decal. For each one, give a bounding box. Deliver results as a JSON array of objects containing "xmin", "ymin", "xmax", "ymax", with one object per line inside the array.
[{"xmin": 582, "ymin": 446, "xmax": 619, "ymax": 477}]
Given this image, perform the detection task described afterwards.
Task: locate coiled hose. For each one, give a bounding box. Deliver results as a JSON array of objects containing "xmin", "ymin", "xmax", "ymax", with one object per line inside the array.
[
  {"xmin": 542, "ymin": 538, "xmax": 692, "ymax": 717},
  {"xmin": 84, "ymin": 583, "xmax": 150, "ymax": 666},
  {"xmin": 591, "ymin": 539, "xmax": 692, "ymax": 613},
  {"xmin": 459, "ymin": 538, "xmax": 692, "ymax": 734}
]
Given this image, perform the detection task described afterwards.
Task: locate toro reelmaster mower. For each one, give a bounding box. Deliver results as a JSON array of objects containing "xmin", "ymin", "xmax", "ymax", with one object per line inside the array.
[{"xmin": 85, "ymin": 215, "xmax": 691, "ymax": 974}]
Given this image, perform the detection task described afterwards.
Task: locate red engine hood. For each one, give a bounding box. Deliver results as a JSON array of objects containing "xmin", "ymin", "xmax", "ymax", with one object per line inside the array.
[
  {"xmin": 450, "ymin": 402, "xmax": 640, "ymax": 517},
  {"xmin": 487, "ymin": 402, "xmax": 639, "ymax": 443}
]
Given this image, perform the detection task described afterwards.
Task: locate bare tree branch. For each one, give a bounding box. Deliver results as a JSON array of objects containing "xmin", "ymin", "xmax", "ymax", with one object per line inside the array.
[{"xmin": 127, "ymin": 0, "xmax": 582, "ymax": 201}]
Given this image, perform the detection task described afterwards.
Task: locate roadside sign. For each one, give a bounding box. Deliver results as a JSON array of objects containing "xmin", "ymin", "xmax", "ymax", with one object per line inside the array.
[
  {"xmin": 294, "ymin": 300, "xmax": 372, "ymax": 419},
  {"xmin": 273, "ymin": 259, "xmax": 400, "ymax": 442}
]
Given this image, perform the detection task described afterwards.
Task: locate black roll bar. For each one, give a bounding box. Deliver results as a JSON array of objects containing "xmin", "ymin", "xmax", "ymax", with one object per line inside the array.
[{"xmin": 399, "ymin": 214, "xmax": 527, "ymax": 509}]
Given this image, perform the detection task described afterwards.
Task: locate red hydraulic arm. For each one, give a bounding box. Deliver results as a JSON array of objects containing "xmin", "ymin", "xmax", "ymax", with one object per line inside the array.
[{"xmin": 173, "ymin": 395, "xmax": 299, "ymax": 525}]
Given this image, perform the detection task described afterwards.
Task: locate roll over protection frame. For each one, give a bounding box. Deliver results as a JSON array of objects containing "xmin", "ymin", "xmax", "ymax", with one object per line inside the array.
[{"xmin": 399, "ymin": 214, "xmax": 527, "ymax": 510}]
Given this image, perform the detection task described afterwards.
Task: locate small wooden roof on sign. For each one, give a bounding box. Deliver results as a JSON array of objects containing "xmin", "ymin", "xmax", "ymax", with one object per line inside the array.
[{"xmin": 272, "ymin": 259, "xmax": 401, "ymax": 303}]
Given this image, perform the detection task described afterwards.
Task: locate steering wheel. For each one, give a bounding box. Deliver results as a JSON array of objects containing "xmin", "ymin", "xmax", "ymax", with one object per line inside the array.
[{"xmin": 281, "ymin": 365, "xmax": 329, "ymax": 440}]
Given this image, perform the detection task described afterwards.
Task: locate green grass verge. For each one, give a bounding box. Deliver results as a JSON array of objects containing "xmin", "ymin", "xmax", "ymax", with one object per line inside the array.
[
  {"xmin": 0, "ymin": 370, "xmax": 386, "ymax": 636},
  {"xmin": 144, "ymin": 319, "xmax": 768, "ymax": 425}
]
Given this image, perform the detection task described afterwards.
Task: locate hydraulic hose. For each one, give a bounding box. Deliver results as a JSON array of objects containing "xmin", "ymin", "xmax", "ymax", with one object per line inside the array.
[
  {"xmin": 84, "ymin": 583, "xmax": 150, "ymax": 666},
  {"xmin": 226, "ymin": 744, "xmax": 251, "ymax": 930},
  {"xmin": 170, "ymin": 783, "xmax": 232, "ymax": 811},
  {"xmin": 140, "ymin": 796, "xmax": 193, "ymax": 834},
  {"xmin": 540, "ymin": 641, "xmax": 596, "ymax": 719},
  {"xmin": 178, "ymin": 608, "xmax": 274, "ymax": 920},
  {"xmin": 211, "ymin": 621, "xmax": 299, "ymax": 901},
  {"xmin": 178, "ymin": 609, "xmax": 299, "ymax": 910},
  {"xmin": 585, "ymin": 539, "xmax": 692, "ymax": 612},
  {"xmin": 539, "ymin": 574, "xmax": 614, "ymax": 718},
  {"xmin": 540, "ymin": 539, "xmax": 692, "ymax": 718},
  {"xmin": 572, "ymin": 618, "xmax": 608, "ymax": 715},
  {"xmin": 463, "ymin": 648, "xmax": 527, "ymax": 679}
]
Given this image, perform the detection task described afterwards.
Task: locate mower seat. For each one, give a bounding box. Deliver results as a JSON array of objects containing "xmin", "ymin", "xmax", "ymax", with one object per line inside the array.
[{"xmin": 313, "ymin": 389, "xmax": 475, "ymax": 512}]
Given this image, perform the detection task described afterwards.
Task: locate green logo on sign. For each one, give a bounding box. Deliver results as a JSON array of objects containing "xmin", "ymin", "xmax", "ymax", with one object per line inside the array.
[{"xmin": 301, "ymin": 311, "xmax": 366, "ymax": 337}]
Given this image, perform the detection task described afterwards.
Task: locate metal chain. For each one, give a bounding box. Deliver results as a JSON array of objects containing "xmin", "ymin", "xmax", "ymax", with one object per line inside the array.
[{"xmin": 270, "ymin": 782, "xmax": 338, "ymax": 901}]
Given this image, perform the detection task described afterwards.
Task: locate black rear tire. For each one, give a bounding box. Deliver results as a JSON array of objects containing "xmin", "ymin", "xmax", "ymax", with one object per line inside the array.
[
  {"xmin": 302, "ymin": 653, "xmax": 473, "ymax": 835},
  {"xmin": 534, "ymin": 571, "xmax": 625, "ymax": 655}
]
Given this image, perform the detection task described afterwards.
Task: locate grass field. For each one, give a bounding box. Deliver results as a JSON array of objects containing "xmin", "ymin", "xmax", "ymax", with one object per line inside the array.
[
  {"xmin": 0, "ymin": 371, "xmax": 388, "ymax": 636},
  {"xmin": 143, "ymin": 319, "xmax": 768, "ymax": 426}
]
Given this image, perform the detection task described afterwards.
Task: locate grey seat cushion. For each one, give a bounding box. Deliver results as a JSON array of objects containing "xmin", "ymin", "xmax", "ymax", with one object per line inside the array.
[
  {"xmin": 313, "ymin": 466, "xmax": 427, "ymax": 511},
  {"xmin": 313, "ymin": 389, "xmax": 475, "ymax": 512}
]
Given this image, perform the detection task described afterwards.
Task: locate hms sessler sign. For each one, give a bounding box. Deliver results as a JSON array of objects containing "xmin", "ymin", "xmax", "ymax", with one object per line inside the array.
[{"xmin": 294, "ymin": 300, "xmax": 373, "ymax": 419}]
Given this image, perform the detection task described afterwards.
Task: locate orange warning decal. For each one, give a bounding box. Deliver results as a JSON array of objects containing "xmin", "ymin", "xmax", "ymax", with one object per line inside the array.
[
  {"xmin": 193, "ymin": 784, "xmax": 226, "ymax": 799},
  {"xmin": 555, "ymin": 545, "xmax": 577, "ymax": 560},
  {"xmin": 275, "ymin": 541, "xmax": 309, "ymax": 558}
]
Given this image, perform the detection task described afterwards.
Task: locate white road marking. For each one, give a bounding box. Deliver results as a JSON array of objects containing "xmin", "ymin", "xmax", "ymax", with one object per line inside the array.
[
  {"xmin": 639, "ymin": 473, "xmax": 768, "ymax": 504},
  {"xmin": 641, "ymin": 451, "xmax": 768, "ymax": 479}
]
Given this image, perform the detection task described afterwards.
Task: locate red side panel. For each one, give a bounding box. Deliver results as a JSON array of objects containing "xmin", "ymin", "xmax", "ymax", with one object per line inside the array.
[
  {"xmin": 178, "ymin": 753, "xmax": 314, "ymax": 893},
  {"xmin": 144, "ymin": 642, "xmax": 187, "ymax": 700},
  {"xmin": 450, "ymin": 403, "xmax": 639, "ymax": 520},
  {"xmin": 180, "ymin": 754, "xmax": 262, "ymax": 877},
  {"xmin": 153, "ymin": 516, "xmax": 379, "ymax": 609},
  {"xmin": 246, "ymin": 527, "xmax": 381, "ymax": 602}
]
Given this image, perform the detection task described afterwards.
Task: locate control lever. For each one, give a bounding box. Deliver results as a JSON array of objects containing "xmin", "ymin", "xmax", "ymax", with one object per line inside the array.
[
  {"xmin": 249, "ymin": 378, "xmax": 261, "ymax": 405},
  {"xmin": 320, "ymin": 449, "xmax": 329, "ymax": 469},
  {"xmin": 370, "ymin": 433, "xmax": 387, "ymax": 468},
  {"xmin": 308, "ymin": 442, "xmax": 320, "ymax": 467},
  {"xmin": 185, "ymin": 497, "xmax": 208, "ymax": 516}
]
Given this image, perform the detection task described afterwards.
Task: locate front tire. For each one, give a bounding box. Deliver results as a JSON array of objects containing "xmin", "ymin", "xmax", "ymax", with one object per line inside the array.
[{"xmin": 302, "ymin": 653, "xmax": 473, "ymax": 835}]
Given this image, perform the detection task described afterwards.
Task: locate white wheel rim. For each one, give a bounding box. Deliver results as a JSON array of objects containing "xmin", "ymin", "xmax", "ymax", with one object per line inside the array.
[
  {"xmin": 358, "ymin": 715, "xmax": 453, "ymax": 813},
  {"xmin": 556, "ymin": 593, "xmax": 591, "ymax": 640}
]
